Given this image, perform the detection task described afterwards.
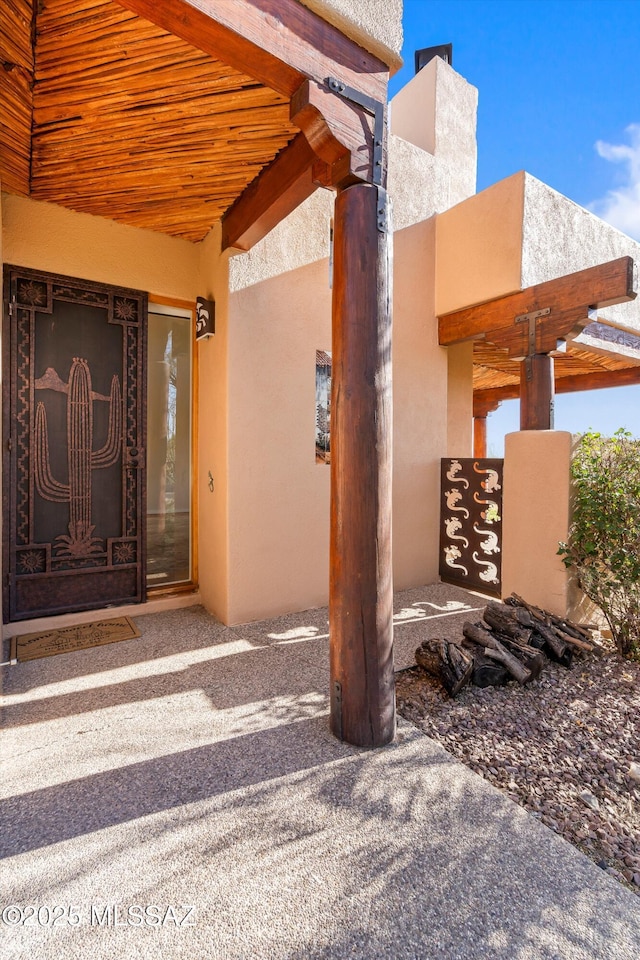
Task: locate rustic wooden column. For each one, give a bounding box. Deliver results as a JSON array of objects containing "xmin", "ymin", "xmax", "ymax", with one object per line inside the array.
[
  {"xmin": 473, "ymin": 415, "xmax": 488, "ymax": 458},
  {"xmin": 329, "ymin": 181, "xmax": 395, "ymax": 748},
  {"xmin": 520, "ymin": 354, "xmax": 554, "ymax": 430}
]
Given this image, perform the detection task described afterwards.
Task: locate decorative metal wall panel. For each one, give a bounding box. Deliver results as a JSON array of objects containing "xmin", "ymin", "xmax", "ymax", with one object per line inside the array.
[
  {"xmin": 3, "ymin": 265, "xmax": 147, "ymax": 621},
  {"xmin": 439, "ymin": 458, "xmax": 504, "ymax": 598}
]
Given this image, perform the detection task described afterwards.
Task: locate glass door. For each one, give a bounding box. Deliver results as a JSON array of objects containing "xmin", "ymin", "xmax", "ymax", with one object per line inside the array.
[{"xmin": 147, "ymin": 303, "xmax": 193, "ymax": 588}]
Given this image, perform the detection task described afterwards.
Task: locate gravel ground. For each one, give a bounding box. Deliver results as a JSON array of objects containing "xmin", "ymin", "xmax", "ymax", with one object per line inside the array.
[{"xmin": 396, "ymin": 638, "xmax": 640, "ymax": 894}]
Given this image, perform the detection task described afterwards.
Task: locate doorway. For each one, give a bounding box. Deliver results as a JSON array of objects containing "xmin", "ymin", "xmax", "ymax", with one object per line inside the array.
[
  {"xmin": 146, "ymin": 302, "xmax": 195, "ymax": 590},
  {"xmin": 2, "ymin": 265, "xmax": 147, "ymax": 621}
]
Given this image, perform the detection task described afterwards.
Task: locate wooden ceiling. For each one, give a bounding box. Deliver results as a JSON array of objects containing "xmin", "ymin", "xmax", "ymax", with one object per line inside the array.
[
  {"xmin": 473, "ymin": 338, "xmax": 640, "ymax": 396},
  {"xmin": 0, "ymin": 0, "xmax": 298, "ymax": 241}
]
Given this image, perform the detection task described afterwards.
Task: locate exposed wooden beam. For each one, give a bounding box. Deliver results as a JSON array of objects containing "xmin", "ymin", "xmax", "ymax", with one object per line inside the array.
[
  {"xmin": 221, "ymin": 133, "xmax": 320, "ymax": 251},
  {"xmin": 117, "ymin": 0, "xmax": 388, "ymax": 101},
  {"xmin": 118, "ymin": 0, "xmax": 388, "ymax": 245},
  {"xmin": 291, "ymin": 80, "xmax": 379, "ymax": 188},
  {"xmin": 474, "ymin": 363, "xmax": 640, "ymax": 411},
  {"xmin": 439, "ymin": 257, "xmax": 637, "ymax": 357}
]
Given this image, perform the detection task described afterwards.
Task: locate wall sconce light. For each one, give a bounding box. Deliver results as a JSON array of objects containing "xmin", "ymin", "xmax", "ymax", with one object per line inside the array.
[{"xmin": 196, "ymin": 296, "xmax": 215, "ymax": 340}]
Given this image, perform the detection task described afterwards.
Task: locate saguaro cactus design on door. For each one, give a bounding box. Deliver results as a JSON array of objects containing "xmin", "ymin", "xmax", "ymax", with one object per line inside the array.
[
  {"xmin": 35, "ymin": 357, "xmax": 122, "ymax": 557},
  {"xmin": 3, "ymin": 265, "xmax": 147, "ymax": 622}
]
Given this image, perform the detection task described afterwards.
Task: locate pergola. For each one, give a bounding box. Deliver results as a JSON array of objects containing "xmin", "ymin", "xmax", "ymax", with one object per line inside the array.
[
  {"xmin": 0, "ymin": 0, "xmax": 394, "ymax": 746},
  {"xmin": 438, "ymin": 258, "xmax": 639, "ymax": 453}
]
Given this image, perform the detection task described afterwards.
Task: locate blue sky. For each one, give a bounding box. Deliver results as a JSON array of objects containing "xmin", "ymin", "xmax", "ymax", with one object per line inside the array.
[{"xmin": 390, "ymin": 0, "xmax": 640, "ymax": 454}]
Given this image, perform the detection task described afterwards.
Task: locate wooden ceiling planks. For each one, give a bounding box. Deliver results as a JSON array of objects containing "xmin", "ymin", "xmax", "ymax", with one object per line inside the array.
[
  {"xmin": 0, "ymin": 0, "xmax": 34, "ymax": 195},
  {"xmin": 473, "ymin": 339, "xmax": 640, "ymax": 395},
  {"xmin": 2, "ymin": 0, "xmax": 299, "ymax": 241}
]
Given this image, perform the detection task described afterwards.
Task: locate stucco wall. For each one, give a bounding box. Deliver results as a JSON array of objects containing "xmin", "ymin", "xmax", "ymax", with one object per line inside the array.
[
  {"xmin": 299, "ymin": 0, "xmax": 403, "ymax": 71},
  {"xmin": 391, "ymin": 56, "xmax": 478, "ymax": 208},
  {"xmin": 521, "ymin": 173, "xmax": 640, "ymax": 334},
  {"xmin": 1, "ymin": 194, "xmax": 200, "ymax": 298},
  {"xmin": 502, "ymin": 430, "xmax": 572, "ymax": 616},
  {"xmin": 197, "ymin": 226, "xmax": 231, "ymax": 623},
  {"xmin": 226, "ymin": 258, "xmax": 331, "ymax": 624},
  {"xmin": 446, "ymin": 342, "xmax": 474, "ymax": 457},
  {"xmin": 435, "ymin": 172, "xmax": 525, "ymax": 316},
  {"xmin": 392, "ymin": 219, "xmax": 448, "ymax": 588},
  {"xmin": 434, "ymin": 170, "xmax": 640, "ymax": 336}
]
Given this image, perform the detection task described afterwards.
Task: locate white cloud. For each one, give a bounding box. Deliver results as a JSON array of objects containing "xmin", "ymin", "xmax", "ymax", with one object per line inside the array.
[{"xmin": 589, "ymin": 124, "xmax": 640, "ymax": 240}]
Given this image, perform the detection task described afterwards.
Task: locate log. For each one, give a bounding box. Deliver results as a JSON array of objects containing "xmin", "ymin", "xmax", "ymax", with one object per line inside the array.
[
  {"xmin": 555, "ymin": 627, "xmax": 603, "ymax": 656},
  {"xmin": 462, "ymin": 622, "xmax": 532, "ymax": 684},
  {"xmin": 471, "ymin": 650, "xmax": 510, "ymax": 687},
  {"xmin": 506, "ymin": 594, "xmax": 572, "ymax": 667},
  {"xmin": 441, "ymin": 642, "xmax": 474, "ymax": 697},
  {"xmin": 415, "ymin": 641, "xmax": 441, "ymax": 679},
  {"xmin": 499, "ymin": 637, "xmax": 545, "ymax": 681},
  {"xmin": 483, "ymin": 602, "xmax": 532, "ymax": 642},
  {"xmin": 415, "ymin": 638, "xmax": 473, "ymax": 697},
  {"xmin": 532, "ymin": 620, "xmax": 573, "ymax": 667}
]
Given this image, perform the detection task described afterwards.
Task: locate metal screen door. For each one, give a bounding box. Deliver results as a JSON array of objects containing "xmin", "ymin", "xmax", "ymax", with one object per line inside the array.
[{"xmin": 3, "ymin": 266, "xmax": 147, "ymax": 621}]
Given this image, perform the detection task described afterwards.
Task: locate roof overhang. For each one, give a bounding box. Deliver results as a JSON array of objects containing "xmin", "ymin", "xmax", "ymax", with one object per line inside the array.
[{"xmin": 0, "ymin": 0, "xmax": 389, "ymax": 247}]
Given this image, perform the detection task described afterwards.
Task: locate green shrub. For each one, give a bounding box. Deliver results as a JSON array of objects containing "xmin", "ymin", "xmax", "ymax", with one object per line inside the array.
[{"xmin": 558, "ymin": 428, "xmax": 640, "ymax": 657}]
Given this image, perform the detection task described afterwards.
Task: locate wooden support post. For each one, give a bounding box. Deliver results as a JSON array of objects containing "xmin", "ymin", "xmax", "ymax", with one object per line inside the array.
[
  {"xmin": 473, "ymin": 415, "xmax": 487, "ymax": 458},
  {"xmin": 520, "ymin": 353, "xmax": 554, "ymax": 430},
  {"xmin": 329, "ymin": 181, "xmax": 395, "ymax": 747}
]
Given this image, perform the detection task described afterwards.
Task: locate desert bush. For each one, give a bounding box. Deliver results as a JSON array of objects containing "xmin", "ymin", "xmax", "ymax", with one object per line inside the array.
[{"xmin": 558, "ymin": 428, "xmax": 640, "ymax": 657}]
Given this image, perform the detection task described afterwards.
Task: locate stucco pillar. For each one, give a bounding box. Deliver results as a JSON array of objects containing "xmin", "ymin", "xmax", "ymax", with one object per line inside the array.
[{"xmin": 501, "ymin": 430, "xmax": 571, "ymax": 616}]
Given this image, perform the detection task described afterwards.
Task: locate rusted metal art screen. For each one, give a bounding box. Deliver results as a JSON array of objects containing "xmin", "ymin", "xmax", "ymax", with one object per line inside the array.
[
  {"xmin": 439, "ymin": 458, "xmax": 504, "ymax": 598},
  {"xmin": 3, "ymin": 266, "xmax": 147, "ymax": 621}
]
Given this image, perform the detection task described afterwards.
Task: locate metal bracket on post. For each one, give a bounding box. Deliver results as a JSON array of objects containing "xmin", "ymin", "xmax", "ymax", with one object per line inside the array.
[
  {"xmin": 515, "ymin": 306, "xmax": 551, "ymax": 378},
  {"xmin": 515, "ymin": 306, "xmax": 550, "ymax": 358},
  {"xmin": 325, "ymin": 76, "xmax": 386, "ymax": 189},
  {"xmin": 376, "ymin": 186, "xmax": 388, "ymax": 234}
]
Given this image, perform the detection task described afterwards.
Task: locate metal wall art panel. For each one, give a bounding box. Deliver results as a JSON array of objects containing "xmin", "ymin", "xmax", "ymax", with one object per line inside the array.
[
  {"xmin": 439, "ymin": 458, "xmax": 504, "ymax": 598},
  {"xmin": 3, "ymin": 265, "xmax": 147, "ymax": 620}
]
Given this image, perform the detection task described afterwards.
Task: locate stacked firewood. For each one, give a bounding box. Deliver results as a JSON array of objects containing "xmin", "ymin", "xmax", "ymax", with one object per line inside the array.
[{"xmin": 415, "ymin": 593, "xmax": 603, "ymax": 698}]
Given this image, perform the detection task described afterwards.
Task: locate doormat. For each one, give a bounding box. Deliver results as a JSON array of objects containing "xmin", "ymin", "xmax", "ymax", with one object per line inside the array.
[{"xmin": 10, "ymin": 616, "xmax": 141, "ymax": 663}]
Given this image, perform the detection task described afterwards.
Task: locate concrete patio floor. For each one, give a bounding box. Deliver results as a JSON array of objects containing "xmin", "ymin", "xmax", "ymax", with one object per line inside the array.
[{"xmin": 2, "ymin": 582, "xmax": 640, "ymax": 959}]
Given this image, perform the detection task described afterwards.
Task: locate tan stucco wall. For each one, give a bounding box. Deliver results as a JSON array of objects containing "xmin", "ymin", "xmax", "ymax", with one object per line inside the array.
[
  {"xmin": 501, "ymin": 430, "xmax": 572, "ymax": 616},
  {"xmin": 435, "ymin": 171, "xmax": 525, "ymax": 316},
  {"xmin": 434, "ymin": 170, "xmax": 640, "ymax": 339},
  {"xmin": 225, "ymin": 258, "xmax": 332, "ymax": 624},
  {"xmin": 197, "ymin": 226, "xmax": 231, "ymax": 623},
  {"xmin": 391, "ymin": 57, "xmax": 478, "ymax": 208},
  {"xmin": 446, "ymin": 342, "xmax": 474, "ymax": 456},
  {"xmin": 219, "ymin": 61, "xmax": 481, "ymax": 622},
  {"xmin": 1, "ymin": 194, "xmax": 199, "ymax": 298},
  {"xmin": 521, "ymin": 173, "xmax": 640, "ymax": 335},
  {"xmin": 299, "ymin": 0, "xmax": 403, "ymax": 71},
  {"xmin": 392, "ymin": 220, "xmax": 448, "ymax": 588}
]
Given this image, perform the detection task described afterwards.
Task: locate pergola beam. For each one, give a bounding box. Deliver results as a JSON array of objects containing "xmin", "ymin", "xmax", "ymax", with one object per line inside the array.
[
  {"xmin": 117, "ymin": 0, "xmax": 388, "ymax": 101},
  {"xmin": 120, "ymin": 1, "xmax": 388, "ymax": 251},
  {"xmin": 439, "ymin": 257, "xmax": 637, "ymax": 354},
  {"xmin": 221, "ymin": 134, "xmax": 320, "ymax": 251}
]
